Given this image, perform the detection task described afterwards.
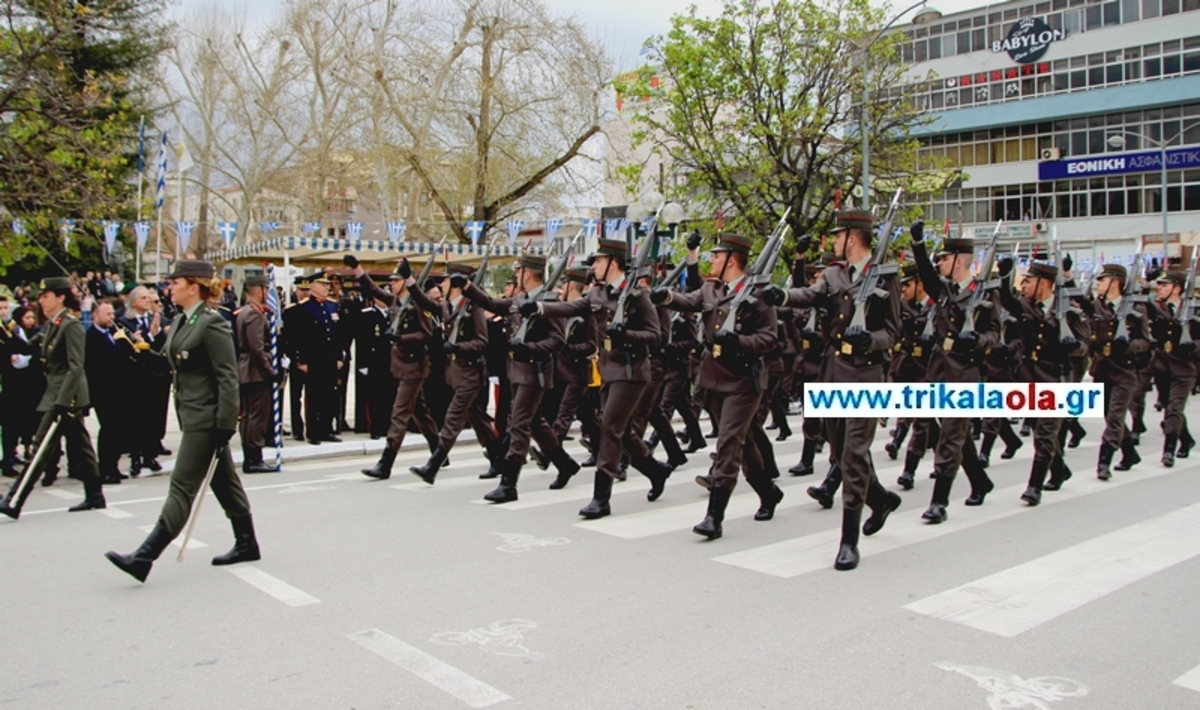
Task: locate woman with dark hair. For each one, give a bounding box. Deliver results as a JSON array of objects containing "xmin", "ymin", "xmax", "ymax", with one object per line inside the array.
[
  {"xmin": 0, "ymin": 278, "xmax": 107, "ymax": 519},
  {"xmin": 106, "ymin": 260, "xmax": 260, "ymax": 583},
  {"xmin": 1, "ymin": 306, "xmax": 47, "ymax": 476}
]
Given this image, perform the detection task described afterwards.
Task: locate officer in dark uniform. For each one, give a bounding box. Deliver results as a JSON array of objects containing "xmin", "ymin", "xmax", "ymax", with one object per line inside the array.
[
  {"xmin": 293, "ymin": 272, "xmax": 346, "ymax": 445},
  {"xmin": 355, "ymin": 294, "xmax": 394, "ymax": 439},
  {"xmin": 763, "ymin": 211, "xmax": 902, "ymax": 570},
  {"xmin": 330, "ymin": 274, "xmax": 358, "ymax": 434},
  {"xmin": 628, "ymin": 264, "xmax": 689, "ymax": 472},
  {"xmin": 1146, "ymin": 268, "xmax": 1200, "ymax": 467},
  {"xmin": 235, "ymin": 274, "xmax": 277, "ymax": 474},
  {"xmin": 655, "ymin": 233, "xmax": 781, "ymax": 539},
  {"xmin": 282, "ymin": 277, "xmax": 311, "ymax": 440}
]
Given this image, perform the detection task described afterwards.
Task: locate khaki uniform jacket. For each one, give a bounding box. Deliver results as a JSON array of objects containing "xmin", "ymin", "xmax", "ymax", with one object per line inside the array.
[
  {"xmin": 664, "ymin": 278, "xmax": 777, "ymax": 393},
  {"xmin": 38, "ymin": 312, "xmax": 90, "ymax": 412},
  {"xmin": 1147, "ymin": 299, "xmax": 1200, "ymax": 378},
  {"xmin": 464, "ymin": 283, "xmax": 564, "ymax": 389},
  {"xmin": 540, "ymin": 281, "xmax": 661, "ymax": 383},
  {"xmin": 998, "ymin": 278, "xmax": 1091, "ymax": 383},
  {"xmin": 139, "ymin": 306, "xmax": 239, "ymax": 432},
  {"xmin": 911, "ymin": 241, "xmax": 1001, "ymax": 383},
  {"xmin": 358, "ymin": 274, "xmax": 433, "ymax": 381},
  {"xmin": 236, "ymin": 304, "xmax": 276, "ymax": 384},
  {"xmin": 411, "ymin": 287, "xmax": 490, "ymax": 390},
  {"xmin": 1087, "ymin": 296, "xmax": 1151, "ymax": 384}
]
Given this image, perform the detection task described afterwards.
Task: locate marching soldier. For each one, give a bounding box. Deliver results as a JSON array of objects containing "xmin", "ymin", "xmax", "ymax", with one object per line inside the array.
[
  {"xmin": 0, "ymin": 277, "xmax": 107, "ymax": 519},
  {"xmin": 543, "ymin": 266, "xmax": 602, "ymax": 467},
  {"xmin": 654, "ymin": 233, "xmax": 781, "ymax": 539},
  {"xmin": 788, "ymin": 253, "xmax": 832, "ymax": 478},
  {"xmin": 890, "ymin": 261, "xmax": 935, "ymax": 490},
  {"xmin": 763, "ymin": 210, "xmax": 902, "ymax": 570},
  {"xmin": 235, "ymin": 274, "xmax": 278, "ymax": 474},
  {"xmin": 1146, "ymin": 269, "xmax": 1200, "ymax": 467},
  {"xmin": 978, "ymin": 297, "xmax": 1025, "ymax": 467},
  {"xmin": 458, "ymin": 253, "xmax": 572, "ymax": 502},
  {"xmin": 628, "ymin": 264, "xmax": 689, "ymax": 472},
  {"xmin": 909, "ymin": 222, "xmax": 998, "ymax": 522}
]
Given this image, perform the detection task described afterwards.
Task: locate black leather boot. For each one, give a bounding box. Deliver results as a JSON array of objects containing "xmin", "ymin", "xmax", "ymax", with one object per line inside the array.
[
  {"xmin": 0, "ymin": 472, "xmax": 38, "ymax": 520},
  {"xmin": 834, "ymin": 507, "xmax": 863, "ymax": 571},
  {"xmin": 962, "ymin": 451, "xmax": 994, "ymax": 506},
  {"xmin": 1000, "ymin": 423, "xmax": 1024, "ymax": 458},
  {"xmin": 243, "ymin": 447, "xmax": 275, "ymax": 474},
  {"xmin": 362, "ymin": 447, "xmax": 398, "ymax": 479},
  {"xmin": 631, "ymin": 457, "xmax": 671, "ymax": 501},
  {"xmin": 105, "ymin": 522, "xmax": 174, "ymax": 583},
  {"xmin": 1021, "ymin": 457, "xmax": 1051, "ymax": 506},
  {"xmin": 807, "ymin": 464, "xmax": 841, "ymax": 509},
  {"xmin": 979, "ymin": 432, "xmax": 997, "ymax": 468},
  {"xmin": 1042, "ymin": 455, "xmax": 1072, "ymax": 491},
  {"xmin": 1114, "ymin": 436, "xmax": 1141, "ymax": 471},
  {"xmin": 547, "ymin": 447, "xmax": 580, "ymax": 489},
  {"xmin": 483, "ymin": 460, "xmax": 520, "ymax": 503},
  {"xmin": 410, "ymin": 447, "xmax": 448, "ymax": 485},
  {"xmin": 212, "ymin": 516, "xmax": 261, "ymax": 566},
  {"xmin": 897, "ymin": 452, "xmax": 920, "ymax": 490},
  {"xmin": 578, "ymin": 472, "xmax": 613, "ymax": 519},
  {"xmin": 863, "ymin": 480, "xmax": 901, "ymax": 536},
  {"xmin": 479, "ymin": 439, "xmax": 508, "ymax": 479},
  {"xmin": 1163, "ymin": 434, "xmax": 1178, "ymax": 467},
  {"xmin": 1096, "ymin": 442, "xmax": 1115, "ymax": 481},
  {"xmin": 884, "ymin": 423, "xmax": 909, "ymax": 460},
  {"xmin": 748, "ymin": 474, "xmax": 784, "ymax": 521},
  {"xmin": 693, "ymin": 486, "xmax": 732, "ymax": 539},
  {"xmin": 922, "ymin": 475, "xmax": 952, "ymax": 523},
  {"xmin": 789, "ymin": 439, "xmax": 817, "ymax": 476},
  {"xmin": 1179, "ymin": 428, "xmax": 1194, "ymax": 459},
  {"xmin": 530, "ymin": 446, "xmax": 551, "ymax": 471},
  {"xmin": 68, "ymin": 479, "xmax": 107, "ymax": 512}
]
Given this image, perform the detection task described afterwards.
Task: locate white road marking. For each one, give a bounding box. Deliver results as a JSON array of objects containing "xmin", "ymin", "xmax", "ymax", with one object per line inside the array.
[
  {"xmin": 905, "ymin": 502, "xmax": 1200, "ymax": 636},
  {"xmin": 937, "ymin": 662, "xmax": 1088, "ymax": 706},
  {"xmin": 348, "ymin": 628, "xmax": 511, "ymax": 708},
  {"xmin": 714, "ymin": 457, "xmax": 1191, "ymax": 579},
  {"xmin": 1173, "ymin": 664, "xmax": 1200, "ymax": 692},
  {"xmin": 138, "ymin": 525, "xmax": 206, "ymax": 549},
  {"xmin": 226, "ymin": 566, "xmax": 321, "ymax": 607},
  {"xmin": 491, "ymin": 533, "xmax": 570, "ymax": 553},
  {"xmin": 431, "ymin": 619, "xmax": 541, "ymax": 659},
  {"xmin": 98, "ymin": 508, "xmax": 135, "ymax": 519},
  {"xmin": 391, "ymin": 469, "xmax": 552, "ymax": 492},
  {"xmin": 43, "ymin": 489, "xmax": 82, "ymax": 500}
]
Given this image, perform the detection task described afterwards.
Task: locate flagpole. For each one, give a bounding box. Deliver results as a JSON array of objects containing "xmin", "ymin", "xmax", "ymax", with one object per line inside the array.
[
  {"xmin": 176, "ymin": 162, "xmax": 184, "ymax": 261},
  {"xmin": 136, "ymin": 115, "xmax": 145, "ymax": 283}
]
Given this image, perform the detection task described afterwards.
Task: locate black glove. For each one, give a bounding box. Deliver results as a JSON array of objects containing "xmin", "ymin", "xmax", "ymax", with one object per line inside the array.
[
  {"xmin": 395, "ymin": 259, "xmax": 412, "ymax": 280},
  {"xmin": 1062, "ymin": 253, "xmax": 1073, "ymax": 272},
  {"xmin": 605, "ymin": 322, "xmax": 627, "ymax": 338},
  {"xmin": 990, "ymin": 342, "xmax": 1010, "ymax": 357},
  {"xmin": 1060, "ymin": 335, "xmax": 1079, "ymax": 355},
  {"xmin": 800, "ymin": 327, "xmax": 819, "ymax": 341},
  {"xmin": 1146, "ymin": 266, "xmax": 1163, "ymax": 282},
  {"xmin": 1178, "ymin": 340, "xmax": 1197, "ymax": 356},
  {"xmin": 917, "ymin": 332, "xmax": 937, "ymax": 347},
  {"xmin": 518, "ymin": 300, "xmax": 539, "ymax": 318},
  {"xmin": 794, "ymin": 234, "xmax": 813, "ymax": 254},
  {"xmin": 761, "ymin": 286, "xmax": 787, "ymax": 307},
  {"xmin": 508, "ymin": 338, "xmax": 530, "ymax": 356},
  {"xmin": 53, "ymin": 403, "xmax": 71, "ymax": 417},
  {"xmin": 442, "ymin": 340, "xmax": 458, "ymax": 353},
  {"xmin": 954, "ymin": 329, "xmax": 979, "ymax": 353},
  {"xmin": 909, "ymin": 221, "xmax": 925, "ymax": 243},
  {"xmin": 686, "ymin": 230, "xmax": 702, "ymax": 250},
  {"xmin": 997, "ymin": 257, "xmax": 1014, "ymax": 278},
  {"xmin": 843, "ymin": 326, "xmax": 872, "ymax": 352},
  {"xmin": 1110, "ymin": 335, "xmax": 1129, "ymax": 354},
  {"xmin": 343, "ymin": 254, "xmax": 360, "ymax": 269},
  {"xmin": 449, "ymin": 273, "xmax": 468, "ymax": 290},
  {"xmin": 212, "ymin": 428, "xmax": 235, "ymax": 447},
  {"xmin": 650, "ymin": 287, "xmax": 670, "ymax": 304},
  {"xmin": 714, "ymin": 329, "xmax": 739, "ymax": 349}
]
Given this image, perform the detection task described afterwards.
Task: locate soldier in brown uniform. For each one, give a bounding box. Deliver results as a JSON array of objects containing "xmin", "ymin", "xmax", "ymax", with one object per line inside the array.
[
  {"xmin": 995, "ymin": 257, "xmax": 1091, "ymax": 505},
  {"xmin": 653, "ymin": 233, "xmax": 781, "ymax": 539},
  {"xmin": 235, "ymin": 274, "xmax": 278, "ymax": 474},
  {"xmin": 533, "ymin": 239, "xmax": 672, "ymax": 517},
  {"xmin": 909, "ymin": 223, "xmax": 999, "ymax": 522},
  {"xmin": 891, "ymin": 261, "xmax": 936, "ymax": 490},
  {"xmin": 1145, "ymin": 269, "xmax": 1200, "ymax": 467},
  {"xmin": 459, "ymin": 254, "xmax": 573, "ymax": 502},
  {"xmin": 407, "ymin": 263, "xmax": 501, "ymax": 484},
  {"xmin": 544, "ymin": 266, "xmax": 602, "ymax": 469},
  {"xmin": 787, "ymin": 254, "xmax": 832, "ymax": 478},
  {"xmin": 1084, "ymin": 263, "xmax": 1151, "ymax": 478},
  {"xmin": 762, "ymin": 210, "xmax": 902, "ymax": 571},
  {"xmin": 628, "ymin": 265, "xmax": 689, "ymax": 472},
  {"xmin": 348, "ymin": 258, "xmax": 436, "ymax": 480}
]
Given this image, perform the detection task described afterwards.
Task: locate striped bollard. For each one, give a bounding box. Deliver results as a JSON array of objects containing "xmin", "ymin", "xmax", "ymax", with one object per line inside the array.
[{"xmin": 266, "ymin": 262, "xmax": 284, "ymax": 471}]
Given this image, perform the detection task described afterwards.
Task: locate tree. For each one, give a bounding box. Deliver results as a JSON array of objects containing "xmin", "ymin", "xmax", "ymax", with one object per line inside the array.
[
  {"xmin": 0, "ymin": 0, "xmax": 169, "ymax": 278},
  {"xmin": 615, "ymin": 0, "xmax": 938, "ymax": 257}
]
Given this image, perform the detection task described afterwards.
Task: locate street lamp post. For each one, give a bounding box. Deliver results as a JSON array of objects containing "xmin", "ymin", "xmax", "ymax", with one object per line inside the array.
[
  {"xmin": 861, "ymin": 1, "xmax": 942, "ymax": 211},
  {"xmin": 1108, "ymin": 120, "xmax": 1200, "ymax": 261}
]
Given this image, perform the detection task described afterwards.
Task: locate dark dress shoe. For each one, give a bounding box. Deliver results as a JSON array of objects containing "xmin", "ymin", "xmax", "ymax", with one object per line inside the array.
[
  {"xmin": 1001, "ymin": 440, "xmax": 1023, "ymax": 459},
  {"xmin": 683, "ymin": 440, "xmax": 706, "ymax": 454},
  {"xmin": 244, "ymin": 462, "xmax": 276, "ymax": 474},
  {"xmin": 863, "ymin": 491, "xmax": 901, "ymax": 536},
  {"xmin": 1020, "ymin": 487, "xmax": 1041, "ymax": 506},
  {"xmin": 157, "ymin": 448, "xmax": 173, "ymax": 457},
  {"xmin": 307, "ymin": 439, "xmax": 322, "ymax": 446},
  {"xmin": 807, "ymin": 485, "xmax": 834, "ymax": 510},
  {"xmin": 789, "ymin": 461, "xmax": 814, "ymax": 476},
  {"xmin": 921, "ymin": 502, "xmax": 947, "ymax": 523},
  {"xmin": 964, "ymin": 480, "xmax": 993, "ymax": 506},
  {"xmin": 695, "ymin": 474, "xmax": 712, "ymax": 490},
  {"xmin": 102, "ymin": 474, "xmax": 123, "ymax": 485},
  {"xmin": 143, "ymin": 458, "xmax": 162, "ymax": 473},
  {"xmin": 580, "ymin": 454, "xmax": 597, "ymax": 467},
  {"xmin": 324, "ymin": 435, "xmax": 342, "ymax": 443}
]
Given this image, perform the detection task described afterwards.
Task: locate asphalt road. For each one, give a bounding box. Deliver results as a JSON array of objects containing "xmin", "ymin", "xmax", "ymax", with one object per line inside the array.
[{"xmin": 4, "ymin": 404, "xmax": 1200, "ymax": 709}]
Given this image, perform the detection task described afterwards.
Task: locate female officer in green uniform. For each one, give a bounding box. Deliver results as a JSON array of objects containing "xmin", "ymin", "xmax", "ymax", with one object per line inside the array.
[{"xmin": 106, "ymin": 260, "xmax": 260, "ymax": 582}]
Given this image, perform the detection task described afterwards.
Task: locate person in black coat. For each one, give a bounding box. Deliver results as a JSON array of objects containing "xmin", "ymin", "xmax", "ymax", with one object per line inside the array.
[
  {"xmin": 86, "ymin": 300, "xmax": 136, "ymax": 484},
  {"xmin": 1, "ymin": 307, "xmax": 45, "ymax": 477}
]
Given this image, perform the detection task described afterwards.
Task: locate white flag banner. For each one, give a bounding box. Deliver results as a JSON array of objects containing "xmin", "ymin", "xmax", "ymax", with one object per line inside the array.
[
  {"xmin": 545, "ymin": 218, "xmax": 563, "ymax": 250},
  {"xmin": 176, "ymin": 140, "xmax": 194, "ymax": 172},
  {"xmin": 134, "ymin": 222, "xmax": 152, "ymax": 251},
  {"xmin": 102, "ymin": 220, "xmax": 121, "ymax": 254},
  {"xmin": 176, "ymin": 221, "xmax": 195, "ymax": 254},
  {"xmin": 259, "ymin": 221, "xmax": 281, "ymax": 235},
  {"xmin": 345, "ymin": 221, "xmax": 363, "ymax": 240},
  {"xmin": 582, "ymin": 218, "xmax": 599, "ymax": 238},
  {"xmin": 218, "ymin": 221, "xmax": 237, "ymax": 247},
  {"xmin": 505, "ymin": 219, "xmax": 524, "ymax": 245},
  {"xmin": 301, "ymin": 221, "xmax": 321, "ymax": 234},
  {"xmin": 465, "ymin": 221, "xmax": 485, "ymax": 246},
  {"xmin": 386, "ymin": 220, "xmax": 407, "ymax": 242}
]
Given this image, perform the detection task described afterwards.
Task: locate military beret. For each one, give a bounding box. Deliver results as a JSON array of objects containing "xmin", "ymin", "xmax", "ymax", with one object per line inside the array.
[
  {"xmin": 167, "ymin": 259, "xmax": 216, "ymax": 281},
  {"xmin": 829, "ymin": 210, "xmax": 875, "ymax": 234},
  {"xmin": 710, "ymin": 233, "xmax": 753, "ymax": 255}
]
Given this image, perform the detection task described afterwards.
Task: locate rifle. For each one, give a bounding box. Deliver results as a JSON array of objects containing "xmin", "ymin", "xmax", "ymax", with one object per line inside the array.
[
  {"xmin": 842, "ymin": 188, "xmax": 903, "ymax": 353},
  {"xmin": 610, "ymin": 231, "xmax": 659, "ymax": 332},
  {"xmin": 1176, "ymin": 244, "xmax": 1200, "ymax": 348},
  {"xmin": 959, "ymin": 220, "xmax": 1005, "ymax": 337},
  {"xmin": 1112, "ymin": 241, "xmax": 1148, "ymax": 346},
  {"xmin": 513, "ymin": 228, "xmax": 585, "ymax": 342},
  {"xmin": 449, "ymin": 236, "xmax": 497, "ymax": 344},
  {"xmin": 712, "ymin": 207, "xmax": 792, "ymax": 358},
  {"xmin": 387, "ymin": 236, "xmax": 447, "ymax": 338},
  {"xmin": 1051, "ymin": 228, "xmax": 1082, "ymax": 379}
]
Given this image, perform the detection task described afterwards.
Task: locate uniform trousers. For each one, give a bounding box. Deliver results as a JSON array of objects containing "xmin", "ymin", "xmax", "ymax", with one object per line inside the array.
[
  {"xmin": 1101, "ymin": 379, "xmax": 1136, "ymax": 449},
  {"xmin": 826, "ymin": 416, "xmax": 879, "ymax": 510},
  {"xmin": 706, "ymin": 389, "xmax": 764, "ymax": 492},
  {"xmin": 386, "ymin": 379, "xmax": 427, "ymax": 452},
  {"xmin": 288, "ymin": 365, "xmax": 306, "ymax": 438},
  {"xmin": 1162, "ymin": 373, "xmax": 1195, "ymax": 437},
  {"xmin": 504, "ymin": 383, "xmax": 559, "ymax": 464},
  {"xmin": 437, "ymin": 378, "xmax": 498, "ymax": 453},
  {"xmin": 158, "ymin": 429, "xmax": 251, "ymax": 538},
  {"xmin": 596, "ymin": 381, "xmax": 651, "ymax": 479},
  {"xmin": 5, "ymin": 410, "xmax": 100, "ymax": 508},
  {"xmin": 304, "ymin": 364, "xmax": 337, "ymax": 440}
]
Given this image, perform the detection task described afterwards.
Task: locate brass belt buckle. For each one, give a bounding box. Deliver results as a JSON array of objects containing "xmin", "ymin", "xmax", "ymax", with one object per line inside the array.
[
  {"xmin": 840, "ymin": 341, "xmax": 853, "ymax": 355},
  {"xmin": 1166, "ymin": 342, "xmax": 1174, "ymax": 353},
  {"xmin": 913, "ymin": 346, "xmax": 923, "ymax": 357},
  {"xmin": 943, "ymin": 336, "xmax": 955, "ymax": 351},
  {"xmin": 1032, "ymin": 351, "xmax": 1039, "ymax": 361},
  {"xmin": 604, "ymin": 338, "xmax": 612, "ymax": 352},
  {"xmin": 1103, "ymin": 343, "xmax": 1111, "ymax": 357},
  {"xmin": 713, "ymin": 344, "xmax": 723, "ymax": 358}
]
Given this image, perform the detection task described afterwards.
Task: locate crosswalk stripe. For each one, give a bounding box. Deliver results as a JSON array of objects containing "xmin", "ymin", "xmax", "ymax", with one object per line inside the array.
[
  {"xmin": 98, "ymin": 507, "xmax": 135, "ymax": 520},
  {"xmin": 713, "ymin": 457, "xmax": 1195, "ymax": 579},
  {"xmin": 226, "ymin": 566, "xmax": 321, "ymax": 607},
  {"xmin": 44, "ymin": 489, "xmax": 83, "ymax": 500},
  {"xmin": 348, "ymin": 628, "xmax": 510, "ymax": 708},
  {"xmin": 903, "ymin": 501, "xmax": 1200, "ymax": 637},
  {"xmin": 1173, "ymin": 664, "xmax": 1200, "ymax": 692}
]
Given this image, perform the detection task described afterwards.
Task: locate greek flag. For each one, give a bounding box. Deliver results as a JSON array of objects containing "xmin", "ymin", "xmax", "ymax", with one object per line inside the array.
[
  {"xmin": 545, "ymin": 218, "xmax": 563, "ymax": 249},
  {"xmin": 102, "ymin": 220, "xmax": 121, "ymax": 254},
  {"xmin": 176, "ymin": 221, "xmax": 195, "ymax": 254},
  {"xmin": 11, "ymin": 219, "xmax": 24, "ymax": 235},
  {"xmin": 582, "ymin": 218, "xmax": 599, "ymax": 238},
  {"xmin": 60, "ymin": 218, "xmax": 75, "ymax": 249},
  {"xmin": 505, "ymin": 219, "xmax": 524, "ymax": 245},
  {"xmin": 134, "ymin": 222, "xmax": 152, "ymax": 251},
  {"xmin": 465, "ymin": 220, "xmax": 485, "ymax": 246},
  {"xmin": 301, "ymin": 221, "xmax": 321, "ymax": 234},
  {"xmin": 218, "ymin": 221, "xmax": 237, "ymax": 247},
  {"xmin": 259, "ymin": 221, "xmax": 281, "ymax": 235},
  {"xmin": 155, "ymin": 131, "xmax": 167, "ymax": 210},
  {"xmin": 265, "ymin": 263, "xmax": 280, "ymax": 319},
  {"xmin": 345, "ymin": 221, "xmax": 363, "ymax": 240},
  {"xmin": 386, "ymin": 221, "xmax": 407, "ymax": 242},
  {"xmin": 604, "ymin": 218, "xmax": 628, "ymax": 237}
]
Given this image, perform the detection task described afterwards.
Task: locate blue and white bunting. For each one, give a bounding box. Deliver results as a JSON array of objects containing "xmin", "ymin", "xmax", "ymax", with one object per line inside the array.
[
  {"xmin": 155, "ymin": 131, "xmax": 167, "ymax": 210},
  {"xmin": 218, "ymin": 221, "xmax": 237, "ymax": 247},
  {"xmin": 582, "ymin": 218, "xmax": 599, "ymax": 238},
  {"xmin": 301, "ymin": 221, "xmax": 322, "ymax": 234},
  {"xmin": 176, "ymin": 221, "xmax": 196, "ymax": 254},
  {"xmin": 133, "ymin": 222, "xmax": 152, "ymax": 251},
  {"xmin": 505, "ymin": 219, "xmax": 524, "ymax": 245},
  {"xmin": 258, "ymin": 221, "xmax": 281, "ymax": 235},
  {"xmin": 10, "ymin": 219, "xmax": 24, "ymax": 235},
  {"xmin": 465, "ymin": 221, "xmax": 485, "ymax": 246},
  {"xmin": 345, "ymin": 221, "xmax": 363, "ymax": 240},
  {"xmin": 386, "ymin": 220, "xmax": 407, "ymax": 242},
  {"xmin": 604, "ymin": 218, "xmax": 629, "ymax": 237},
  {"xmin": 545, "ymin": 218, "xmax": 563, "ymax": 249},
  {"xmin": 102, "ymin": 220, "xmax": 121, "ymax": 254}
]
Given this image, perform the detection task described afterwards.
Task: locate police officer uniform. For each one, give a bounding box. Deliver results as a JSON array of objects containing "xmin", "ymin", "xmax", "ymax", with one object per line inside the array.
[{"xmin": 293, "ymin": 273, "xmax": 346, "ymax": 444}]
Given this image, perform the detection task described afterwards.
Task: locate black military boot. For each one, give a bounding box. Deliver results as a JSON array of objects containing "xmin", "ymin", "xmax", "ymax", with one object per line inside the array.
[
  {"xmin": 211, "ymin": 516, "xmax": 262, "ymax": 566},
  {"xmin": 863, "ymin": 480, "xmax": 901, "ymax": 536},
  {"xmin": 68, "ymin": 479, "xmax": 107, "ymax": 512},
  {"xmin": 659, "ymin": 429, "xmax": 688, "ymax": 471},
  {"xmin": 362, "ymin": 447, "xmax": 398, "ymax": 479},
  {"xmin": 580, "ymin": 452, "xmax": 597, "ymax": 467},
  {"xmin": 483, "ymin": 460, "xmax": 520, "ymax": 503},
  {"xmin": 1114, "ymin": 436, "xmax": 1141, "ymax": 471},
  {"xmin": 693, "ymin": 486, "xmax": 733, "ymax": 540},
  {"xmin": 963, "ymin": 455, "xmax": 994, "ymax": 506},
  {"xmin": 479, "ymin": 438, "xmax": 508, "ymax": 479},
  {"xmin": 243, "ymin": 447, "xmax": 275, "ymax": 474},
  {"xmin": 1179, "ymin": 428, "xmax": 1194, "ymax": 459},
  {"xmin": 410, "ymin": 448, "xmax": 448, "ymax": 485},
  {"xmin": 922, "ymin": 475, "xmax": 952, "ymax": 524},
  {"xmin": 1019, "ymin": 420, "xmax": 1032, "ymax": 437},
  {"xmin": 1000, "ymin": 421, "xmax": 1024, "ymax": 459},
  {"xmin": 1021, "ymin": 457, "xmax": 1051, "ymax": 506},
  {"xmin": 105, "ymin": 523, "xmax": 174, "ymax": 583},
  {"xmin": 530, "ymin": 446, "xmax": 551, "ymax": 471},
  {"xmin": 1043, "ymin": 455, "xmax": 1073, "ymax": 491},
  {"xmin": 979, "ymin": 432, "xmax": 997, "ymax": 468},
  {"xmin": 1067, "ymin": 420, "xmax": 1085, "ymax": 448},
  {"xmin": 834, "ymin": 507, "xmax": 863, "ymax": 571},
  {"xmin": 747, "ymin": 474, "xmax": 784, "ymax": 521},
  {"xmin": 547, "ymin": 447, "xmax": 581, "ymax": 490},
  {"xmin": 695, "ymin": 471, "xmax": 713, "ymax": 490},
  {"xmin": 971, "ymin": 418, "xmax": 982, "ymax": 441},
  {"xmin": 807, "ymin": 464, "xmax": 841, "ymax": 509},
  {"xmin": 1096, "ymin": 443, "xmax": 1115, "ymax": 481},
  {"xmin": 897, "ymin": 452, "xmax": 920, "ymax": 490},
  {"xmin": 884, "ymin": 423, "xmax": 910, "ymax": 460},
  {"xmin": 0, "ymin": 473, "xmax": 38, "ymax": 520},
  {"xmin": 631, "ymin": 457, "xmax": 671, "ymax": 501},
  {"xmin": 1162, "ymin": 434, "xmax": 1178, "ymax": 468},
  {"xmin": 789, "ymin": 439, "xmax": 818, "ymax": 476},
  {"xmin": 616, "ymin": 455, "xmax": 629, "ymax": 482},
  {"xmin": 578, "ymin": 472, "xmax": 614, "ymax": 519}
]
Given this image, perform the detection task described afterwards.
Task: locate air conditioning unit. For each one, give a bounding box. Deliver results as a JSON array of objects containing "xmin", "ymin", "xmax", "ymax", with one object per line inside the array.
[
  {"xmin": 1034, "ymin": 221, "xmax": 1049, "ymax": 233},
  {"xmin": 1040, "ymin": 147, "xmax": 1062, "ymax": 161}
]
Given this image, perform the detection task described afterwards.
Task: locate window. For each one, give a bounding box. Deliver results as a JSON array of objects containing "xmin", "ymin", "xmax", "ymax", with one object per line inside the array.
[
  {"xmin": 1124, "ymin": 0, "xmax": 1141, "ymax": 19},
  {"xmin": 1144, "ymin": 0, "xmax": 1161, "ymax": 15},
  {"xmin": 1164, "ymin": 0, "xmax": 1181, "ymax": 13},
  {"xmin": 1086, "ymin": 3, "xmax": 1104, "ymax": 27},
  {"xmin": 1104, "ymin": 0, "xmax": 1122, "ymax": 23}
]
